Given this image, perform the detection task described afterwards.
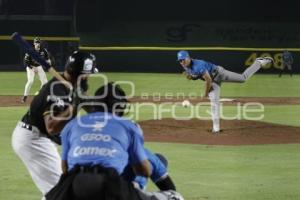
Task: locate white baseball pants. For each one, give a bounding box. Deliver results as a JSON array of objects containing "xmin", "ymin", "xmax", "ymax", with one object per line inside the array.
[
  {"xmin": 208, "ymin": 83, "xmax": 221, "ymax": 132},
  {"xmin": 209, "ymin": 60, "xmax": 262, "ymax": 132},
  {"xmin": 24, "ymin": 66, "xmax": 48, "ymax": 96},
  {"xmin": 12, "ymin": 122, "xmax": 62, "ymax": 200}
]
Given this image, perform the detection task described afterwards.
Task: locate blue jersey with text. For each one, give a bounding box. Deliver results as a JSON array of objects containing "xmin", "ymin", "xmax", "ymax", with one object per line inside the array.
[
  {"xmin": 185, "ymin": 59, "xmax": 217, "ymax": 77},
  {"xmin": 124, "ymin": 148, "xmax": 168, "ymax": 189},
  {"xmin": 61, "ymin": 112, "xmax": 147, "ymax": 174}
]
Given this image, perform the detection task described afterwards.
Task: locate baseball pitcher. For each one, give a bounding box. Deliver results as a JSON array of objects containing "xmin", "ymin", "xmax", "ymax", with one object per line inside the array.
[{"xmin": 177, "ymin": 50, "xmax": 273, "ymax": 133}]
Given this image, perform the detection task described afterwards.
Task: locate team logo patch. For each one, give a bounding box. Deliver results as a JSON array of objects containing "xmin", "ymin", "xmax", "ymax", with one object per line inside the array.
[{"xmin": 83, "ymin": 58, "xmax": 93, "ymax": 73}]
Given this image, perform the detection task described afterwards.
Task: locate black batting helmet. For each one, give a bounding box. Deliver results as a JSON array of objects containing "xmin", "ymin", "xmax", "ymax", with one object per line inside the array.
[
  {"xmin": 65, "ymin": 51, "xmax": 97, "ymax": 78},
  {"xmin": 93, "ymin": 82, "xmax": 128, "ymax": 116}
]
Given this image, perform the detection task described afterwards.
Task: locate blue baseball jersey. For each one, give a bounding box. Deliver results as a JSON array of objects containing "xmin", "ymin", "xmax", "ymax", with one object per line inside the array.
[
  {"xmin": 282, "ymin": 51, "xmax": 293, "ymax": 64},
  {"xmin": 124, "ymin": 148, "xmax": 168, "ymax": 189},
  {"xmin": 61, "ymin": 112, "xmax": 147, "ymax": 174},
  {"xmin": 185, "ymin": 59, "xmax": 217, "ymax": 77}
]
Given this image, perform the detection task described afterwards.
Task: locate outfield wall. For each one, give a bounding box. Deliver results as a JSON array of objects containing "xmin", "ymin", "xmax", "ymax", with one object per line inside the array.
[
  {"xmin": 79, "ymin": 49, "xmax": 298, "ymax": 73},
  {"xmin": 1, "ymin": 20, "xmax": 299, "ymax": 73},
  {"xmin": 1, "ymin": 44, "xmax": 299, "ymax": 73},
  {"xmin": 0, "ymin": 36, "xmax": 78, "ymax": 71},
  {"xmin": 0, "ymin": 14, "xmax": 74, "ymax": 70},
  {"xmin": 77, "ymin": 21, "xmax": 300, "ymax": 73}
]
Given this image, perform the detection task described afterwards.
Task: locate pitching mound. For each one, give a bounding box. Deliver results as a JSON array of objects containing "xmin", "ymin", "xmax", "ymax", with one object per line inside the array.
[
  {"xmin": 1, "ymin": 95, "xmax": 300, "ymax": 145},
  {"xmin": 139, "ymin": 119, "xmax": 300, "ymax": 145},
  {"xmin": 1, "ymin": 96, "xmax": 300, "ymax": 106}
]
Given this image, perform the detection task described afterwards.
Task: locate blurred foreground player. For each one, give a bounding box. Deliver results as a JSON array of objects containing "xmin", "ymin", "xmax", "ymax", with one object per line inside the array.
[{"xmin": 46, "ymin": 82, "xmax": 184, "ymax": 200}]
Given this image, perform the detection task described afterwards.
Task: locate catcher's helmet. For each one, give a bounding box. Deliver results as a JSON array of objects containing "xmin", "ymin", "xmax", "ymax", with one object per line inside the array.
[
  {"xmin": 93, "ymin": 82, "xmax": 128, "ymax": 116},
  {"xmin": 33, "ymin": 37, "xmax": 41, "ymax": 44},
  {"xmin": 65, "ymin": 51, "xmax": 97, "ymax": 78}
]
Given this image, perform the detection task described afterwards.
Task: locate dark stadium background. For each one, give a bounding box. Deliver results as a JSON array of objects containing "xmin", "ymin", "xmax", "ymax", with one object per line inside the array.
[{"xmin": 1, "ymin": 0, "xmax": 299, "ymax": 73}]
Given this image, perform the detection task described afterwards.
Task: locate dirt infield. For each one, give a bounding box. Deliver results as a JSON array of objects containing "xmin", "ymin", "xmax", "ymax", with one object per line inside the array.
[
  {"xmin": 1, "ymin": 95, "xmax": 300, "ymax": 106},
  {"xmin": 140, "ymin": 119, "xmax": 300, "ymax": 145},
  {"xmin": 1, "ymin": 95, "xmax": 300, "ymax": 145}
]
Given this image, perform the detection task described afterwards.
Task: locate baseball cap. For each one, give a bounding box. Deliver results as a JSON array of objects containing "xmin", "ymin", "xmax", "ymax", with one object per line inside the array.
[
  {"xmin": 177, "ymin": 50, "xmax": 190, "ymax": 61},
  {"xmin": 33, "ymin": 37, "xmax": 41, "ymax": 43}
]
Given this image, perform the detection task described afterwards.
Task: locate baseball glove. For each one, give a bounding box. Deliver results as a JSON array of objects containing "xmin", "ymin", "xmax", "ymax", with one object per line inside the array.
[{"xmin": 182, "ymin": 71, "xmax": 200, "ymax": 80}]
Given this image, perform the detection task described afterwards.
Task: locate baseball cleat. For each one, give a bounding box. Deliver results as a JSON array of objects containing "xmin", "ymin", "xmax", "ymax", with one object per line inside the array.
[
  {"xmin": 212, "ymin": 129, "xmax": 223, "ymax": 135},
  {"xmin": 21, "ymin": 96, "xmax": 27, "ymax": 103},
  {"xmin": 256, "ymin": 57, "xmax": 274, "ymax": 66},
  {"xmin": 162, "ymin": 190, "xmax": 184, "ymax": 200}
]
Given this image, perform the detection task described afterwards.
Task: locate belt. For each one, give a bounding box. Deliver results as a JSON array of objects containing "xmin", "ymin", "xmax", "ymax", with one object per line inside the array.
[
  {"xmin": 18, "ymin": 121, "xmax": 44, "ymax": 137},
  {"xmin": 73, "ymin": 165, "xmax": 118, "ymax": 177},
  {"xmin": 20, "ymin": 122, "xmax": 33, "ymax": 131}
]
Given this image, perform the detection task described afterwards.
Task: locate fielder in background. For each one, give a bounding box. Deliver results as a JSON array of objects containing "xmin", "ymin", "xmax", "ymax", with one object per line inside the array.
[
  {"xmin": 46, "ymin": 82, "xmax": 184, "ymax": 200},
  {"xmin": 12, "ymin": 51, "xmax": 97, "ymax": 200},
  {"xmin": 177, "ymin": 50, "xmax": 273, "ymax": 133},
  {"xmin": 22, "ymin": 37, "xmax": 51, "ymax": 103},
  {"xmin": 279, "ymin": 50, "xmax": 293, "ymax": 77}
]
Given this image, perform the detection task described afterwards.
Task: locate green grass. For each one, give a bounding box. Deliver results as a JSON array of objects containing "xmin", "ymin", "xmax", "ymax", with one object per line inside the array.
[
  {"xmin": 0, "ymin": 72, "xmax": 299, "ymax": 200},
  {"xmin": 0, "ymin": 72, "xmax": 300, "ymax": 97},
  {"xmin": 0, "ymin": 107, "xmax": 41, "ymax": 200},
  {"xmin": 1, "ymin": 106, "xmax": 300, "ymax": 200},
  {"xmin": 146, "ymin": 143, "xmax": 300, "ymax": 200}
]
